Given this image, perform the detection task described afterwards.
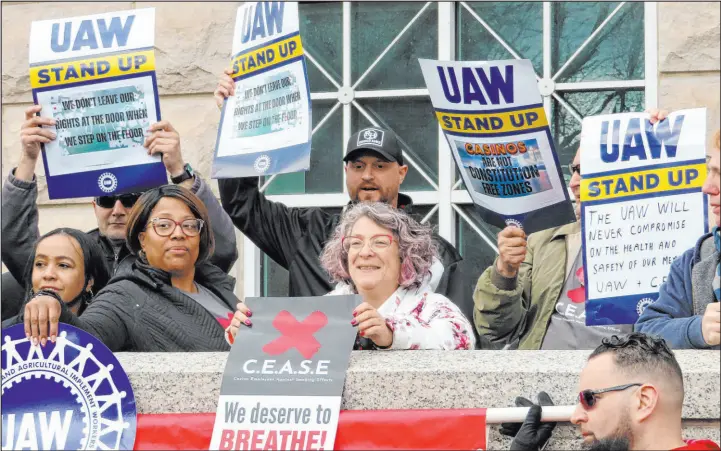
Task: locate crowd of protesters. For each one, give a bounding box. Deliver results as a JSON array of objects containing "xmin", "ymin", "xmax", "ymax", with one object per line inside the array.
[{"xmin": 1, "ymin": 67, "xmax": 719, "ymax": 451}]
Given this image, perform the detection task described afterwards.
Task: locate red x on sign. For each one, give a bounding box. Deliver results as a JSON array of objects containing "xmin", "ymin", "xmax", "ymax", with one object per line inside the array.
[{"xmin": 262, "ymin": 310, "xmax": 328, "ymax": 359}]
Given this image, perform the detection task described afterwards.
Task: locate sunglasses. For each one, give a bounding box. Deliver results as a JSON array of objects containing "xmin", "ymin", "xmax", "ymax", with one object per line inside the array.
[
  {"xmin": 568, "ymin": 163, "xmax": 581, "ymax": 175},
  {"xmin": 95, "ymin": 193, "xmax": 142, "ymax": 209},
  {"xmin": 579, "ymin": 383, "xmax": 642, "ymax": 409}
]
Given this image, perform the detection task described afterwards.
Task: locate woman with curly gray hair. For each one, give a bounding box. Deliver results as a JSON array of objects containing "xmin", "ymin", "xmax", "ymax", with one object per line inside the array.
[{"xmin": 321, "ymin": 202, "xmax": 474, "ymax": 350}]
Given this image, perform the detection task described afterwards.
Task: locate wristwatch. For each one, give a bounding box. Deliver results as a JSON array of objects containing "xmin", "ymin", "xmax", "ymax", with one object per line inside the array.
[{"xmin": 171, "ymin": 163, "xmax": 194, "ymax": 184}]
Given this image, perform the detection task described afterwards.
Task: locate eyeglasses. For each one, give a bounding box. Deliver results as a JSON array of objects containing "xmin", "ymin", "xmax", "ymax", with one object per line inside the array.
[
  {"xmin": 341, "ymin": 234, "xmax": 394, "ymax": 253},
  {"xmin": 579, "ymin": 383, "xmax": 642, "ymax": 409},
  {"xmin": 148, "ymin": 218, "xmax": 204, "ymax": 237},
  {"xmin": 95, "ymin": 193, "xmax": 142, "ymax": 209},
  {"xmin": 568, "ymin": 163, "xmax": 581, "ymax": 175}
]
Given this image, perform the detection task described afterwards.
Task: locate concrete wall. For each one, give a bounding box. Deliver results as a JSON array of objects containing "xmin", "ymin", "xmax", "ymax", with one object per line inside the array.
[
  {"xmin": 119, "ymin": 350, "xmax": 721, "ymax": 450},
  {"xmin": 657, "ymin": 2, "xmax": 720, "ymax": 144},
  {"xmin": 2, "ymin": 2, "xmax": 719, "ymax": 283}
]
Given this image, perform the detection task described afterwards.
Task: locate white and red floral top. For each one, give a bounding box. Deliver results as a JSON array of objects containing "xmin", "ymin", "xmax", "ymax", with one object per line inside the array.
[{"xmin": 328, "ymin": 259, "xmax": 476, "ymax": 351}]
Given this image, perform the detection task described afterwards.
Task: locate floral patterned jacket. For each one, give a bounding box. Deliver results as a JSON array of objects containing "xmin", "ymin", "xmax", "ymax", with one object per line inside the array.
[{"xmin": 328, "ymin": 259, "xmax": 476, "ymax": 351}]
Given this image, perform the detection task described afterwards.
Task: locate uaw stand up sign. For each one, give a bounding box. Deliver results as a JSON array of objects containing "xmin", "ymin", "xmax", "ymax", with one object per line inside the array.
[{"xmin": 1, "ymin": 324, "xmax": 137, "ymax": 450}]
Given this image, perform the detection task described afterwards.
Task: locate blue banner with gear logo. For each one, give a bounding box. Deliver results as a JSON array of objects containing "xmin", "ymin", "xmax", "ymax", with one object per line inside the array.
[{"xmin": 1, "ymin": 323, "xmax": 137, "ymax": 450}]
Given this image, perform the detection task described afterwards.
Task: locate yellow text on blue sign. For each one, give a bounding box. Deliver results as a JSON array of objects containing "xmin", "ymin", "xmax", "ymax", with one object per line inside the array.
[
  {"xmin": 232, "ymin": 34, "xmax": 303, "ymax": 79},
  {"xmin": 30, "ymin": 50, "xmax": 155, "ymax": 89},
  {"xmin": 581, "ymin": 163, "xmax": 707, "ymax": 202},
  {"xmin": 436, "ymin": 106, "xmax": 548, "ymax": 135}
]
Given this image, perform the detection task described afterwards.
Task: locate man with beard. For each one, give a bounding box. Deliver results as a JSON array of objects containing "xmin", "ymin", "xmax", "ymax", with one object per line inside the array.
[
  {"xmin": 214, "ymin": 70, "xmax": 470, "ymax": 329},
  {"xmin": 507, "ymin": 333, "xmax": 719, "ymax": 450}
]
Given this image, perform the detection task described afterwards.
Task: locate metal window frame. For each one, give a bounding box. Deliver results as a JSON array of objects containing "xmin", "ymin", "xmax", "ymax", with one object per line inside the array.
[{"xmin": 241, "ymin": 1, "xmax": 658, "ymax": 298}]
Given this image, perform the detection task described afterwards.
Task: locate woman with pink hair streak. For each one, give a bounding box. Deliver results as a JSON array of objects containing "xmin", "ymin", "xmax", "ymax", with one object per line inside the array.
[
  {"xmin": 322, "ymin": 202, "xmax": 474, "ymax": 350},
  {"xmin": 227, "ymin": 202, "xmax": 475, "ymax": 350}
]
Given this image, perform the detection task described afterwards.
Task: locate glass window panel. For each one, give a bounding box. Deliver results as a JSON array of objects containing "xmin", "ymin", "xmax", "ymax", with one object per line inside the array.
[
  {"xmin": 351, "ymin": 98, "xmax": 437, "ymax": 191},
  {"xmin": 262, "ymin": 253, "xmax": 290, "ymax": 296},
  {"xmin": 265, "ymin": 100, "xmax": 344, "ymax": 194},
  {"xmin": 552, "ymin": 89, "xmax": 644, "ymax": 183},
  {"xmin": 456, "ymin": 205, "xmax": 501, "ymax": 280},
  {"xmin": 299, "ymin": 2, "xmax": 342, "ymax": 93},
  {"xmin": 457, "ymin": 2, "xmax": 543, "ymax": 75},
  {"xmin": 410, "ymin": 204, "xmax": 438, "ymax": 228},
  {"xmin": 552, "ymin": 2, "xmax": 644, "ymax": 82},
  {"xmin": 351, "ymin": 2, "xmax": 438, "ymax": 90}
]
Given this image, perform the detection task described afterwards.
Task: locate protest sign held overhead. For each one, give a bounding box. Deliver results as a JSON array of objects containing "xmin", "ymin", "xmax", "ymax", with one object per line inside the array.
[
  {"xmin": 1, "ymin": 323, "xmax": 137, "ymax": 450},
  {"xmin": 419, "ymin": 58, "xmax": 575, "ymax": 234},
  {"xmin": 209, "ymin": 295, "xmax": 359, "ymax": 451},
  {"xmin": 29, "ymin": 8, "xmax": 166, "ymax": 199},
  {"xmin": 580, "ymin": 109, "xmax": 709, "ymax": 326},
  {"xmin": 212, "ymin": 2, "xmax": 312, "ymax": 179}
]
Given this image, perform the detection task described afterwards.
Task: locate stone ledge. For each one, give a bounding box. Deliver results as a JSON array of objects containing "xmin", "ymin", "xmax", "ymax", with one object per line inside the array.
[{"xmin": 116, "ymin": 350, "xmax": 720, "ymax": 419}]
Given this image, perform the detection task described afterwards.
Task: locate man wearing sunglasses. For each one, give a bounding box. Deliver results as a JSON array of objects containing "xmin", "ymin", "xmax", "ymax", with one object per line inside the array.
[
  {"xmin": 473, "ymin": 110, "xmax": 667, "ymax": 350},
  {"xmin": 1, "ymin": 107, "xmax": 238, "ymax": 320},
  {"xmin": 508, "ymin": 333, "xmax": 719, "ymax": 451}
]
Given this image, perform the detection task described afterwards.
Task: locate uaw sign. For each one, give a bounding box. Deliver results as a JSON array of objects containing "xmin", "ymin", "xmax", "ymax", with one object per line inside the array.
[
  {"xmin": 210, "ymin": 295, "xmax": 359, "ymax": 451},
  {"xmin": 29, "ymin": 8, "xmax": 166, "ymax": 200},
  {"xmin": 580, "ymin": 108, "xmax": 709, "ymax": 325},
  {"xmin": 212, "ymin": 2, "xmax": 312, "ymax": 179},
  {"xmin": 1, "ymin": 324, "xmax": 137, "ymax": 450}
]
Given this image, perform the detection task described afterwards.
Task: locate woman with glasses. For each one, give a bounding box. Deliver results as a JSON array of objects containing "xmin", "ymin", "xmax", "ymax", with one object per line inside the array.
[
  {"xmin": 22, "ymin": 185, "xmax": 236, "ymax": 352},
  {"xmin": 2, "ymin": 110, "xmax": 238, "ymax": 324},
  {"xmin": 228, "ymin": 202, "xmax": 475, "ymax": 350}
]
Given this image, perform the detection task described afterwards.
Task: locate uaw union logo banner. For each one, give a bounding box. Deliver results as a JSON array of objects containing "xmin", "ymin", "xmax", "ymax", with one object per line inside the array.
[{"xmin": 1, "ymin": 323, "xmax": 137, "ymax": 450}]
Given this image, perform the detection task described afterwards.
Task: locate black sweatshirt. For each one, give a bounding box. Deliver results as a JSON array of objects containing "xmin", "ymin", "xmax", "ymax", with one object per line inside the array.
[
  {"xmin": 218, "ymin": 177, "xmax": 479, "ymax": 346},
  {"xmin": 12, "ymin": 260, "xmax": 236, "ymax": 352}
]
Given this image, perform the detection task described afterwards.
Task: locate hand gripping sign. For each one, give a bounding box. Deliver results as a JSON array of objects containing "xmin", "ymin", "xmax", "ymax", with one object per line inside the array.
[
  {"xmin": 212, "ymin": 2, "xmax": 313, "ymax": 179},
  {"xmin": 210, "ymin": 295, "xmax": 359, "ymax": 451},
  {"xmin": 29, "ymin": 8, "xmax": 166, "ymax": 199},
  {"xmin": 580, "ymin": 108, "xmax": 709, "ymax": 325},
  {"xmin": 419, "ymin": 58, "xmax": 576, "ymax": 234},
  {"xmin": 1, "ymin": 323, "xmax": 137, "ymax": 450}
]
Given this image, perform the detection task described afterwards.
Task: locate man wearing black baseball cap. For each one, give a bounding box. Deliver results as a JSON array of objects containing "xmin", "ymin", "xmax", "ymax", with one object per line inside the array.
[
  {"xmin": 216, "ymin": 72, "xmax": 471, "ymax": 337},
  {"xmin": 342, "ymin": 127, "xmax": 408, "ymax": 208}
]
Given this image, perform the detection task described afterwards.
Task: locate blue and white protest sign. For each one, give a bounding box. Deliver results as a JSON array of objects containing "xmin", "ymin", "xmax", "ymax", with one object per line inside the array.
[
  {"xmin": 1, "ymin": 323, "xmax": 137, "ymax": 450},
  {"xmin": 419, "ymin": 59, "xmax": 575, "ymax": 234},
  {"xmin": 212, "ymin": 2, "xmax": 312, "ymax": 178},
  {"xmin": 580, "ymin": 109, "xmax": 709, "ymax": 325},
  {"xmin": 29, "ymin": 8, "xmax": 166, "ymax": 199}
]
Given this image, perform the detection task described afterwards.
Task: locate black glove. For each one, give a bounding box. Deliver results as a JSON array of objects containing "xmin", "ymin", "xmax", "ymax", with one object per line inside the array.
[
  {"xmin": 508, "ymin": 392, "xmax": 557, "ymax": 451},
  {"xmin": 500, "ymin": 396, "xmax": 535, "ymax": 437}
]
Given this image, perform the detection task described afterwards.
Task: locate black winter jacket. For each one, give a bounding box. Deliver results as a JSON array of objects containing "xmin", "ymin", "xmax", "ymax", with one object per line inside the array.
[
  {"xmin": 218, "ymin": 177, "xmax": 472, "ymax": 314},
  {"xmin": 11, "ymin": 260, "xmax": 235, "ymax": 352}
]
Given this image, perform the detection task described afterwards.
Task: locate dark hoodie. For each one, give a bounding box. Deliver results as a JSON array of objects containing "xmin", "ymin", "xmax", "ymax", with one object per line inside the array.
[
  {"xmin": 12, "ymin": 260, "xmax": 237, "ymax": 352},
  {"xmin": 218, "ymin": 177, "xmax": 470, "ymax": 310}
]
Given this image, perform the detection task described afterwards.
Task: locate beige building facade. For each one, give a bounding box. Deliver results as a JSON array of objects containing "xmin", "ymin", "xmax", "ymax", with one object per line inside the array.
[{"xmin": 2, "ymin": 2, "xmax": 719, "ymax": 297}]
